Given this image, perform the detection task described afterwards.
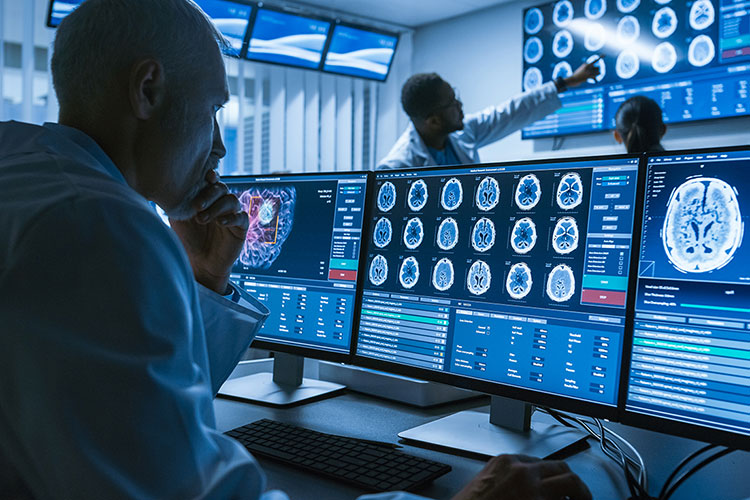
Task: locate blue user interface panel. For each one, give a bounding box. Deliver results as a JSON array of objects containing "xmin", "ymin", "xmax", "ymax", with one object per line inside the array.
[
  {"xmin": 356, "ymin": 157, "xmax": 640, "ymax": 407},
  {"xmin": 322, "ymin": 25, "xmax": 399, "ymax": 81},
  {"xmin": 521, "ymin": 0, "xmax": 750, "ymax": 138},
  {"xmin": 46, "ymin": 0, "xmax": 83, "ymax": 27},
  {"xmin": 194, "ymin": 0, "xmax": 253, "ymax": 57},
  {"xmin": 246, "ymin": 8, "xmax": 331, "ymax": 69},
  {"xmin": 625, "ymin": 148, "xmax": 750, "ymax": 437},
  {"xmin": 226, "ymin": 173, "xmax": 368, "ymax": 353}
]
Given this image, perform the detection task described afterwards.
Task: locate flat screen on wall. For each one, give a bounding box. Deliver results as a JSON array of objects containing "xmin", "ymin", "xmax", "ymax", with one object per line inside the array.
[{"xmin": 322, "ymin": 24, "xmax": 399, "ymax": 81}]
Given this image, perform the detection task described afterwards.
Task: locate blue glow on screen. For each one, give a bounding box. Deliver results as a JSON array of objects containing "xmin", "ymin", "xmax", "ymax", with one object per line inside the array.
[
  {"xmin": 246, "ymin": 9, "xmax": 331, "ymax": 69},
  {"xmin": 194, "ymin": 0, "xmax": 253, "ymax": 57},
  {"xmin": 48, "ymin": 0, "xmax": 83, "ymax": 27},
  {"xmin": 323, "ymin": 25, "xmax": 398, "ymax": 81}
]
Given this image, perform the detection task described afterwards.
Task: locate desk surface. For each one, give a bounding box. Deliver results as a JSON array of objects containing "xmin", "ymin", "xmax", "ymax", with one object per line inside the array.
[{"xmin": 214, "ymin": 389, "xmax": 750, "ymax": 500}]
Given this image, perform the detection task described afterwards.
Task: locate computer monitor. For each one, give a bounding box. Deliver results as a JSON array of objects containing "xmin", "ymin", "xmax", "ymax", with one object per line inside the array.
[
  {"xmin": 353, "ymin": 155, "xmax": 643, "ymax": 456},
  {"xmin": 622, "ymin": 146, "xmax": 750, "ymax": 451},
  {"xmin": 244, "ymin": 7, "xmax": 331, "ymax": 70},
  {"xmin": 46, "ymin": 0, "xmax": 83, "ymax": 28},
  {"xmin": 218, "ymin": 171, "xmax": 370, "ymax": 406},
  {"xmin": 322, "ymin": 23, "xmax": 399, "ymax": 82},
  {"xmin": 194, "ymin": 0, "xmax": 254, "ymax": 58}
]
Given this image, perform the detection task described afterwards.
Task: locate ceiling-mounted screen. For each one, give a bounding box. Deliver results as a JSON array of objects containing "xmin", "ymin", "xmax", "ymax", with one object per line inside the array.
[
  {"xmin": 521, "ymin": 0, "xmax": 750, "ymax": 138},
  {"xmin": 245, "ymin": 8, "xmax": 331, "ymax": 69},
  {"xmin": 194, "ymin": 0, "xmax": 254, "ymax": 57},
  {"xmin": 46, "ymin": 0, "xmax": 83, "ymax": 28},
  {"xmin": 322, "ymin": 24, "xmax": 399, "ymax": 81}
]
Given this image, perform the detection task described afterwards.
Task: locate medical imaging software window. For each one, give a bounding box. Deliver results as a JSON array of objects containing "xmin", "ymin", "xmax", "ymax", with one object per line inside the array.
[
  {"xmin": 626, "ymin": 151, "xmax": 750, "ymax": 435},
  {"xmin": 357, "ymin": 158, "xmax": 640, "ymax": 407},
  {"xmin": 228, "ymin": 173, "xmax": 367, "ymax": 353}
]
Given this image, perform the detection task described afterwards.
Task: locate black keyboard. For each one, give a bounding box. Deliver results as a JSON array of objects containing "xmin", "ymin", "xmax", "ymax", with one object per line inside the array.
[{"xmin": 226, "ymin": 418, "xmax": 451, "ymax": 492}]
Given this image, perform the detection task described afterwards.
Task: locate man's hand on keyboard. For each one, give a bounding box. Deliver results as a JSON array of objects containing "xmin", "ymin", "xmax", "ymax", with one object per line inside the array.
[{"xmin": 451, "ymin": 454, "xmax": 592, "ymax": 500}]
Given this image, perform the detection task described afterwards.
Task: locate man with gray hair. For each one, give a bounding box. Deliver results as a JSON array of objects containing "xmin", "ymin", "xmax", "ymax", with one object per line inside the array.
[{"xmin": 0, "ymin": 1, "xmax": 592, "ymax": 499}]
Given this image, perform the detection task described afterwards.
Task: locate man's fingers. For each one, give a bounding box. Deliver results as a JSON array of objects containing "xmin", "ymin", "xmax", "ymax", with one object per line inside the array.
[
  {"xmin": 196, "ymin": 193, "xmax": 242, "ymax": 224},
  {"xmin": 193, "ymin": 181, "xmax": 229, "ymax": 212},
  {"xmin": 540, "ymin": 472, "xmax": 593, "ymax": 500}
]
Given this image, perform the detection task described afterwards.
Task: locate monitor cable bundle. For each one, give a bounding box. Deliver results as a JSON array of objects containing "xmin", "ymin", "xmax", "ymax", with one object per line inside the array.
[{"xmin": 656, "ymin": 444, "xmax": 736, "ymax": 500}]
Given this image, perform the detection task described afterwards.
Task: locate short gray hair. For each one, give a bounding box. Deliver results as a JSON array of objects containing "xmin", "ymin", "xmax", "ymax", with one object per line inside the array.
[{"xmin": 51, "ymin": 0, "xmax": 227, "ymax": 115}]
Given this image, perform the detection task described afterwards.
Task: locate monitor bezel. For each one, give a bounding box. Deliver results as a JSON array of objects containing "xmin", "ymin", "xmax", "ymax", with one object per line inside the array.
[
  {"xmin": 320, "ymin": 20, "xmax": 400, "ymax": 82},
  {"xmin": 195, "ymin": 0, "xmax": 257, "ymax": 59},
  {"xmin": 224, "ymin": 169, "xmax": 372, "ymax": 364},
  {"xmin": 46, "ymin": 0, "xmax": 82, "ymax": 28},
  {"xmin": 619, "ymin": 144, "xmax": 750, "ymax": 450},
  {"xmin": 351, "ymin": 153, "xmax": 646, "ymax": 421}
]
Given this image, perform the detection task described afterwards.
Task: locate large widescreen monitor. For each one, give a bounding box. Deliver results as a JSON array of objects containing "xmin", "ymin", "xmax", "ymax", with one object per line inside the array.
[
  {"xmin": 322, "ymin": 23, "xmax": 399, "ymax": 81},
  {"xmin": 46, "ymin": 0, "xmax": 83, "ymax": 27},
  {"xmin": 245, "ymin": 7, "xmax": 331, "ymax": 69},
  {"xmin": 521, "ymin": 0, "xmax": 750, "ymax": 138},
  {"xmin": 355, "ymin": 155, "xmax": 643, "ymax": 419},
  {"xmin": 194, "ymin": 0, "xmax": 254, "ymax": 57},
  {"xmin": 622, "ymin": 146, "xmax": 750, "ymax": 450}
]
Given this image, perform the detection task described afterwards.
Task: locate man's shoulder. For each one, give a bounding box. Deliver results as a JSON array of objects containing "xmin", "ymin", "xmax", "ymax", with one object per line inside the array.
[{"xmin": 376, "ymin": 125, "xmax": 428, "ymax": 170}]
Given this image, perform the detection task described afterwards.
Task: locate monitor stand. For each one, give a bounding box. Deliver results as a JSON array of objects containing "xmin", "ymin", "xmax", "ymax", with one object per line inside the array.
[
  {"xmin": 218, "ymin": 352, "xmax": 345, "ymax": 407},
  {"xmin": 398, "ymin": 396, "xmax": 588, "ymax": 459}
]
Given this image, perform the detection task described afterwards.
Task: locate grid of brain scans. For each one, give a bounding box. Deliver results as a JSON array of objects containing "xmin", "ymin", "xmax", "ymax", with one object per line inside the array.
[
  {"xmin": 522, "ymin": 0, "xmax": 750, "ymax": 138},
  {"xmin": 357, "ymin": 157, "xmax": 641, "ymax": 406}
]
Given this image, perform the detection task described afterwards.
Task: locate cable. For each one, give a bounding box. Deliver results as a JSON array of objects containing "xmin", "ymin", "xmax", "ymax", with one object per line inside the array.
[
  {"xmin": 657, "ymin": 444, "xmax": 717, "ymax": 500},
  {"xmin": 661, "ymin": 448, "xmax": 735, "ymax": 500}
]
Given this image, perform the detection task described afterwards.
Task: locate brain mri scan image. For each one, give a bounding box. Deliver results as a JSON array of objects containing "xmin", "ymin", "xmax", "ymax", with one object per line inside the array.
[
  {"xmin": 552, "ymin": 216, "xmax": 579, "ymax": 254},
  {"xmin": 552, "ymin": 61, "xmax": 573, "ymax": 81},
  {"xmin": 689, "ymin": 0, "xmax": 714, "ymax": 30},
  {"xmin": 652, "ymin": 7, "xmax": 677, "ymax": 39},
  {"xmin": 403, "ymin": 217, "xmax": 425, "ymax": 250},
  {"xmin": 617, "ymin": 15, "xmax": 640, "ymax": 44},
  {"xmin": 373, "ymin": 217, "xmax": 392, "ymax": 248},
  {"xmin": 524, "ymin": 37, "xmax": 544, "ymax": 64},
  {"xmin": 557, "ymin": 172, "xmax": 584, "ymax": 210},
  {"xmin": 616, "ymin": 49, "xmax": 640, "ymax": 79},
  {"xmin": 399, "ymin": 256, "xmax": 420, "ymax": 289},
  {"xmin": 467, "ymin": 260, "xmax": 492, "ymax": 296},
  {"xmin": 584, "ymin": 23, "xmax": 607, "ymax": 52},
  {"xmin": 652, "ymin": 42, "xmax": 677, "ymax": 73},
  {"xmin": 369, "ymin": 255, "xmax": 388, "ymax": 286},
  {"xmin": 525, "ymin": 7, "xmax": 544, "ymax": 34},
  {"xmin": 516, "ymin": 174, "xmax": 542, "ymax": 210},
  {"xmin": 553, "ymin": 0, "xmax": 574, "ymax": 27},
  {"xmin": 546, "ymin": 264, "xmax": 576, "ymax": 302},
  {"xmin": 586, "ymin": 54, "xmax": 606, "ymax": 82},
  {"xmin": 238, "ymin": 186, "xmax": 296, "ymax": 269},
  {"xmin": 441, "ymin": 178, "xmax": 464, "ymax": 211},
  {"xmin": 688, "ymin": 35, "xmax": 715, "ymax": 67},
  {"xmin": 524, "ymin": 67, "xmax": 544, "ymax": 91},
  {"xmin": 472, "ymin": 218, "xmax": 497, "ymax": 253},
  {"xmin": 553, "ymin": 30, "xmax": 574, "ymax": 58},
  {"xmin": 506, "ymin": 262, "xmax": 533, "ymax": 299},
  {"xmin": 585, "ymin": 0, "xmax": 607, "ymax": 19},
  {"xmin": 616, "ymin": 0, "xmax": 640, "ymax": 14},
  {"xmin": 655, "ymin": 0, "xmax": 671, "ymax": 4},
  {"xmin": 377, "ymin": 181, "xmax": 396, "ymax": 212},
  {"xmin": 437, "ymin": 217, "xmax": 460, "ymax": 250},
  {"xmin": 476, "ymin": 176, "xmax": 500, "ymax": 211},
  {"xmin": 662, "ymin": 177, "xmax": 743, "ymax": 273},
  {"xmin": 511, "ymin": 217, "xmax": 538, "ymax": 254},
  {"xmin": 432, "ymin": 258, "xmax": 455, "ymax": 291},
  {"xmin": 407, "ymin": 179, "xmax": 428, "ymax": 212}
]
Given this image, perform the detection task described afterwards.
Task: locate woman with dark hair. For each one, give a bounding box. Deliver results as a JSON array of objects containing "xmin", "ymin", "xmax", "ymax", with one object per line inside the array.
[{"xmin": 614, "ymin": 95, "xmax": 667, "ymax": 153}]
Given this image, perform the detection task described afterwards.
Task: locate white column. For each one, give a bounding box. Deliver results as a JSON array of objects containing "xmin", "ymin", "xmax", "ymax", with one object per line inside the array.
[
  {"xmin": 284, "ymin": 68, "xmax": 304, "ymax": 173},
  {"xmin": 304, "ymin": 70, "xmax": 320, "ymax": 172},
  {"xmin": 268, "ymin": 66, "xmax": 286, "ymax": 173},
  {"xmin": 252, "ymin": 66, "xmax": 264, "ymax": 174},
  {"xmin": 319, "ymin": 73, "xmax": 336, "ymax": 171},
  {"xmin": 335, "ymin": 77, "xmax": 352, "ymax": 171},
  {"xmin": 352, "ymin": 78, "xmax": 364, "ymax": 172},
  {"xmin": 236, "ymin": 59, "xmax": 246, "ymax": 173},
  {"xmin": 0, "ymin": 0, "xmax": 5, "ymax": 121},
  {"xmin": 21, "ymin": 0, "xmax": 34, "ymax": 122},
  {"xmin": 368, "ymin": 81, "xmax": 378, "ymax": 169}
]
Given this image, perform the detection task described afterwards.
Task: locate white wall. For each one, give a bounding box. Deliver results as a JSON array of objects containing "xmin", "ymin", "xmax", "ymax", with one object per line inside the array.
[{"xmin": 411, "ymin": 0, "xmax": 750, "ymax": 163}]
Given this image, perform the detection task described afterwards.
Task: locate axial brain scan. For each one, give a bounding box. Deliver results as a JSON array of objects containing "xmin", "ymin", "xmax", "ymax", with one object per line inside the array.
[
  {"xmin": 524, "ymin": 37, "xmax": 543, "ymax": 64},
  {"xmin": 373, "ymin": 217, "xmax": 392, "ymax": 248},
  {"xmin": 525, "ymin": 7, "xmax": 544, "ymax": 34},
  {"xmin": 399, "ymin": 256, "xmax": 420, "ymax": 289},
  {"xmin": 432, "ymin": 258, "xmax": 455, "ymax": 291},
  {"xmin": 516, "ymin": 174, "xmax": 541, "ymax": 210},
  {"xmin": 688, "ymin": 35, "xmax": 715, "ymax": 67},
  {"xmin": 553, "ymin": 0, "xmax": 574, "ymax": 27},
  {"xmin": 652, "ymin": 7, "xmax": 677, "ymax": 39},
  {"xmin": 441, "ymin": 178, "xmax": 464, "ymax": 211},
  {"xmin": 689, "ymin": 0, "xmax": 714, "ymax": 30},
  {"xmin": 553, "ymin": 30, "xmax": 574, "ymax": 58},
  {"xmin": 652, "ymin": 42, "xmax": 677, "ymax": 73},
  {"xmin": 616, "ymin": 49, "xmax": 640, "ymax": 79},
  {"xmin": 403, "ymin": 217, "xmax": 425, "ymax": 250},
  {"xmin": 472, "ymin": 217, "xmax": 497, "ymax": 252},
  {"xmin": 437, "ymin": 217, "xmax": 459, "ymax": 250},
  {"xmin": 524, "ymin": 67, "xmax": 544, "ymax": 91},
  {"xmin": 585, "ymin": 23, "xmax": 607, "ymax": 52},
  {"xmin": 476, "ymin": 176, "xmax": 500, "ymax": 211},
  {"xmin": 511, "ymin": 217, "xmax": 538, "ymax": 254},
  {"xmin": 467, "ymin": 260, "xmax": 492, "ymax": 296},
  {"xmin": 616, "ymin": 0, "xmax": 639, "ymax": 14},
  {"xmin": 506, "ymin": 262, "xmax": 533, "ymax": 299},
  {"xmin": 238, "ymin": 186, "xmax": 296, "ymax": 269},
  {"xmin": 377, "ymin": 181, "xmax": 396, "ymax": 212},
  {"xmin": 585, "ymin": 0, "xmax": 607, "ymax": 19},
  {"xmin": 557, "ymin": 172, "xmax": 584, "ymax": 210},
  {"xmin": 662, "ymin": 177, "xmax": 743, "ymax": 273},
  {"xmin": 408, "ymin": 179, "xmax": 428, "ymax": 211},
  {"xmin": 546, "ymin": 264, "xmax": 576, "ymax": 302},
  {"xmin": 553, "ymin": 61, "xmax": 573, "ymax": 81},
  {"xmin": 617, "ymin": 15, "xmax": 640, "ymax": 44},
  {"xmin": 552, "ymin": 216, "xmax": 579, "ymax": 254},
  {"xmin": 369, "ymin": 255, "xmax": 388, "ymax": 286}
]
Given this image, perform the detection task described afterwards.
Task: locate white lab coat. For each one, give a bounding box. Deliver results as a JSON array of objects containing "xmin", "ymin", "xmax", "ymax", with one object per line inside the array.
[{"xmin": 377, "ymin": 82, "xmax": 561, "ymax": 170}]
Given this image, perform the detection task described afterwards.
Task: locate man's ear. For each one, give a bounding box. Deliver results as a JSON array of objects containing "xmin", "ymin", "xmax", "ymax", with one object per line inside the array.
[
  {"xmin": 613, "ymin": 129, "xmax": 623, "ymax": 144},
  {"xmin": 424, "ymin": 114, "xmax": 442, "ymax": 130},
  {"xmin": 129, "ymin": 59, "xmax": 165, "ymax": 121}
]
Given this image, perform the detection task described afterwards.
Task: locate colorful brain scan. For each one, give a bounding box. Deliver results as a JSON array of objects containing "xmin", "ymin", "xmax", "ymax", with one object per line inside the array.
[
  {"xmin": 552, "ymin": 61, "xmax": 573, "ymax": 81},
  {"xmin": 511, "ymin": 217, "xmax": 538, "ymax": 254},
  {"xmin": 552, "ymin": 216, "xmax": 579, "ymax": 254},
  {"xmin": 403, "ymin": 217, "xmax": 425, "ymax": 250},
  {"xmin": 546, "ymin": 264, "xmax": 576, "ymax": 302},
  {"xmin": 524, "ymin": 67, "xmax": 544, "ymax": 91},
  {"xmin": 472, "ymin": 218, "xmax": 496, "ymax": 253},
  {"xmin": 584, "ymin": 23, "xmax": 607, "ymax": 52},
  {"xmin": 432, "ymin": 258, "xmax": 455, "ymax": 291},
  {"xmin": 525, "ymin": 7, "xmax": 544, "ymax": 34},
  {"xmin": 506, "ymin": 262, "xmax": 533, "ymax": 299},
  {"xmin": 586, "ymin": 54, "xmax": 606, "ymax": 83},
  {"xmin": 585, "ymin": 0, "xmax": 607, "ymax": 20},
  {"xmin": 369, "ymin": 255, "xmax": 388, "ymax": 286},
  {"xmin": 516, "ymin": 174, "xmax": 541, "ymax": 210},
  {"xmin": 524, "ymin": 37, "xmax": 544, "ymax": 64},
  {"xmin": 652, "ymin": 42, "xmax": 677, "ymax": 73},
  {"xmin": 476, "ymin": 176, "xmax": 500, "ymax": 211},
  {"xmin": 467, "ymin": 260, "xmax": 492, "ymax": 296},
  {"xmin": 437, "ymin": 217, "xmax": 459, "ymax": 250},
  {"xmin": 688, "ymin": 35, "xmax": 715, "ymax": 67},
  {"xmin": 652, "ymin": 7, "xmax": 677, "ymax": 39},
  {"xmin": 377, "ymin": 181, "xmax": 396, "ymax": 212},
  {"xmin": 441, "ymin": 178, "xmax": 464, "ymax": 211},
  {"xmin": 616, "ymin": 50, "xmax": 640, "ymax": 79},
  {"xmin": 662, "ymin": 177, "xmax": 742, "ymax": 273},
  {"xmin": 689, "ymin": 0, "xmax": 714, "ymax": 30},
  {"xmin": 617, "ymin": 16, "xmax": 640, "ymax": 44},
  {"xmin": 399, "ymin": 256, "xmax": 420, "ymax": 289},
  {"xmin": 553, "ymin": 0, "xmax": 574, "ymax": 27},
  {"xmin": 408, "ymin": 179, "xmax": 428, "ymax": 211},
  {"xmin": 553, "ymin": 30, "xmax": 574, "ymax": 58},
  {"xmin": 238, "ymin": 186, "xmax": 296, "ymax": 269},
  {"xmin": 616, "ymin": 0, "xmax": 640, "ymax": 14},
  {"xmin": 557, "ymin": 172, "xmax": 583, "ymax": 210},
  {"xmin": 373, "ymin": 217, "xmax": 392, "ymax": 248}
]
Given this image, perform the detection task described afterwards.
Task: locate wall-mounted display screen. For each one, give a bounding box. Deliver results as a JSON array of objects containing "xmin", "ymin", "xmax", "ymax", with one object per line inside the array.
[
  {"xmin": 194, "ymin": 0, "xmax": 254, "ymax": 57},
  {"xmin": 46, "ymin": 0, "xmax": 83, "ymax": 28},
  {"xmin": 322, "ymin": 24, "xmax": 399, "ymax": 81},
  {"xmin": 245, "ymin": 8, "xmax": 331, "ymax": 69},
  {"xmin": 521, "ymin": 0, "xmax": 750, "ymax": 138}
]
